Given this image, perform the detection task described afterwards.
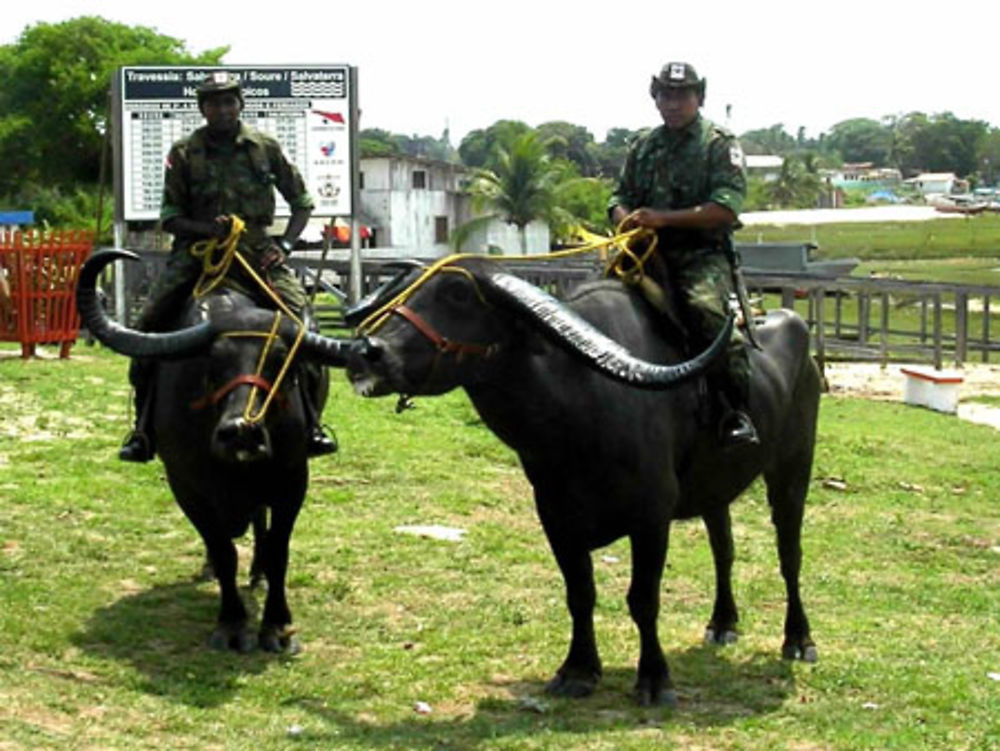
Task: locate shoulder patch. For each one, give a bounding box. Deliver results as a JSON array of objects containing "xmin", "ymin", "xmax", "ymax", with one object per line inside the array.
[{"xmin": 729, "ymin": 143, "xmax": 745, "ymax": 167}]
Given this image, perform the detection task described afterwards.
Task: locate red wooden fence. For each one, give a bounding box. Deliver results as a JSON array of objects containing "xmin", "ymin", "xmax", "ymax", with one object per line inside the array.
[{"xmin": 0, "ymin": 229, "xmax": 94, "ymax": 358}]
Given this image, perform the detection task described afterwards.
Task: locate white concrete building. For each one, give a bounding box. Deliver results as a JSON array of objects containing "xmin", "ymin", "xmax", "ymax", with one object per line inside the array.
[
  {"xmin": 745, "ymin": 154, "xmax": 783, "ymax": 181},
  {"xmin": 357, "ymin": 155, "xmax": 549, "ymax": 259},
  {"xmin": 904, "ymin": 172, "xmax": 965, "ymax": 196}
]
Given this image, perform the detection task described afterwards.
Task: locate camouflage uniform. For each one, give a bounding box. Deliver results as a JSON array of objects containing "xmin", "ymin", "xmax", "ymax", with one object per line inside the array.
[
  {"xmin": 140, "ymin": 122, "xmax": 314, "ymax": 329},
  {"xmin": 608, "ymin": 113, "xmax": 751, "ymax": 391},
  {"xmin": 120, "ymin": 71, "xmax": 337, "ymax": 462}
]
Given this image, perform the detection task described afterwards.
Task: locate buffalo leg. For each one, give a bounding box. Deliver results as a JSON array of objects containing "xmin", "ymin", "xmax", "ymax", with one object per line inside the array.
[
  {"xmin": 197, "ymin": 507, "xmax": 268, "ymax": 588},
  {"xmin": 628, "ymin": 526, "xmax": 676, "ymax": 707},
  {"xmin": 203, "ymin": 533, "xmax": 255, "ymax": 652},
  {"xmin": 702, "ymin": 505, "xmax": 739, "ymax": 644},
  {"xmin": 257, "ymin": 502, "xmax": 302, "ymax": 654},
  {"xmin": 248, "ymin": 507, "xmax": 268, "ymax": 590},
  {"xmin": 765, "ymin": 457, "xmax": 817, "ymax": 662},
  {"xmin": 544, "ymin": 536, "xmax": 602, "ymax": 697},
  {"xmin": 176, "ymin": 498, "xmax": 255, "ymax": 652}
]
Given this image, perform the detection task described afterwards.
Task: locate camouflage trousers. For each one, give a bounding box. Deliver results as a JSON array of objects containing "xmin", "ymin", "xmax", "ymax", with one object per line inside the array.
[{"xmin": 658, "ymin": 249, "xmax": 751, "ymax": 395}]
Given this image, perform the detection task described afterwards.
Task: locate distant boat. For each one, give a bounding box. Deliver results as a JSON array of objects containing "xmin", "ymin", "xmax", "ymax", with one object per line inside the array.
[
  {"xmin": 737, "ymin": 242, "xmax": 859, "ymax": 278},
  {"xmin": 935, "ymin": 203, "xmax": 988, "ymax": 215}
]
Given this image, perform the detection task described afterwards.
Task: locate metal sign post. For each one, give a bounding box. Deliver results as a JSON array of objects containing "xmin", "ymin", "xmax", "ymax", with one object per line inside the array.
[{"xmin": 348, "ymin": 66, "xmax": 362, "ymax": 304}]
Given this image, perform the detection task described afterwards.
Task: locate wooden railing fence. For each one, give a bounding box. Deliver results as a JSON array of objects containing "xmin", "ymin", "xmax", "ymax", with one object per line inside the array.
[{"xmin": 104, "ymin": 250, "xmax": 1000, "ymax": 371}]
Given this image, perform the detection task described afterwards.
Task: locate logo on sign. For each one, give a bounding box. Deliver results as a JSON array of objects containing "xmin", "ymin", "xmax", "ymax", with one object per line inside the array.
[
  {"xmin": 312, "ymin": 110, "xmax": 345, "ymax": 125},
  {"xmin": 319, "ymin": 142, "xmax": 336, "ymax": 157},
  {"xmin": 318, "ymin": 182, "xmax": 340, "ymax": 199}
]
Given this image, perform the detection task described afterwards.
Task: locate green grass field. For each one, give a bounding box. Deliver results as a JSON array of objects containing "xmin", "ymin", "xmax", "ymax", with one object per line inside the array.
[
  {"xmin": 2, "ymin": 345, "xmax": 999, "ymax": 750},
  {"xmin": 736, "ymin": 212, "xmax": 1000, "ymax": 289},
  {"xmin": 735, "ymin": 213, "xmax": 1000, "ymax": 263}
]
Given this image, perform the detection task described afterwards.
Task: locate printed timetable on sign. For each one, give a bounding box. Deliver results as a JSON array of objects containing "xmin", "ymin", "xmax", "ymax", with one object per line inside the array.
[{"xmin": 116, "ymin": 65, "xmax": 353, "ymax": 221}]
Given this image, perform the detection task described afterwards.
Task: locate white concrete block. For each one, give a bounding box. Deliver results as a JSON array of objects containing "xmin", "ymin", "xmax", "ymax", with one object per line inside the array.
[{"xmin": 900, "ymin": 366, "xmax": 963, "ymax": 414}]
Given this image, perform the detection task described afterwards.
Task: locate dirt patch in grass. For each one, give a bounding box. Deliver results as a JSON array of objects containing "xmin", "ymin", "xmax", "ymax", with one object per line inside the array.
[
  {"xmin": 824, "ymin": 362, "xmax": 1000, "ymax": 430},
  {"xmin": 824, "ymin": 362, "xmax": 1000, "ymax": 400}
]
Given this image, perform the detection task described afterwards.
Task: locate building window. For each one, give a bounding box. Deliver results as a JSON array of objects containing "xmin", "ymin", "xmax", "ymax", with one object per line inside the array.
[
  {"xmin": 434, "ymin": 216, "xmax": 449, "ymax": 244},
  {"xmin": 358, "ymin": 172, "xmax": 365, "ymax": 190},
  {"xmin": 412, "ymin": 170, "xmax": 427, "ymax": 189}
]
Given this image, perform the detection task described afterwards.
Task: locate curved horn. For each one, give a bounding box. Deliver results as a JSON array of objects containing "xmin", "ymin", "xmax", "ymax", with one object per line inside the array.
[
  {"xmin": 485, "ymin": 272, "xmax": 732, "ymax": 389},
  {"xmin": 298, "ymin": 329, "xmax": 361, "ymax": 367},
  {"xmin": 76, "ymin": 249, "xmax": 214, "ymax": 358}
]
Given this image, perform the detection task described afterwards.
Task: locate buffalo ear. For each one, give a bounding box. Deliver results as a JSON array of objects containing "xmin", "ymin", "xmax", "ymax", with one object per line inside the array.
[{"xmin": 343, "ymin": 261, "xmax": 425, "ymax": 328}]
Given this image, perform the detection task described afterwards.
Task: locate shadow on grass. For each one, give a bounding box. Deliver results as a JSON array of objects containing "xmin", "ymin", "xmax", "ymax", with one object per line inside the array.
[
  {"xmin": 72, "ymin": 579, "xmax": 286, "ymax": 708},
  {"xmin": 281, "ymin": 643, "xmax": 798, "ymax": 747}
]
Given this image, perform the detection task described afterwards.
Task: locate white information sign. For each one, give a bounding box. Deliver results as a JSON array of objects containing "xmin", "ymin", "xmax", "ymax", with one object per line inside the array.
[{"xmin": 117, "ymin": 65, "xmax": 353, "ymax": 221}]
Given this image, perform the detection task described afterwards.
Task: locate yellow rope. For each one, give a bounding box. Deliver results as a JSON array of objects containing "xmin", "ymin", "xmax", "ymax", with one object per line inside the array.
[
  {"xmin": 190, "ymin": 216, "xmax": 245, "ymax": 298},
  {"xmin": 189, "ymin": 214, "xmax": 306, "ymax": 424},
  {"xmin": 355, "ymin": 214, "xmax": 658, "ymax": 335}
]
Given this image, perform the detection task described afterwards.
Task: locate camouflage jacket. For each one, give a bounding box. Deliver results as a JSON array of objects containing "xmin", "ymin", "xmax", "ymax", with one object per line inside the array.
[
  {"xmin": 609, "ymin": 114, "xmax": 746, "ymax": 251},
  {"xmin": 160, "ymin": 122, "xmax": 314, "ymax": 247}
]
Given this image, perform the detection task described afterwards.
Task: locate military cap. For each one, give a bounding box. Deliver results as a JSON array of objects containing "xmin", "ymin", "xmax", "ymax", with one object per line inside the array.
[
  {"xmin": 650, "ymin": 62, "xmax": 706, "ymax": 102},
  {"xmin": 197, "ymin": 71, "xmax": 244, "ymax": 106}
]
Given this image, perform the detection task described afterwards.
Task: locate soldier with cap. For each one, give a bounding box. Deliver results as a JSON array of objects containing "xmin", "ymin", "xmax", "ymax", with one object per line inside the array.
[
  {"xmin": 119, "ymin": 70, "xmax": 338, "ymax": 461},
  {"xmin": 608, "ymin": 61, "xmax": 757, "ymax": 447}
]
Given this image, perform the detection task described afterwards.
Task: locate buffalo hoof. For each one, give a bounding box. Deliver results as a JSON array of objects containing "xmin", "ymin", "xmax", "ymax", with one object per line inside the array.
[
  {"xmin": 704, "ymin": 627, "xmax": 739, "ymax": 645},
  {"xmin": 259, "ymin": 624, "xmax": 300, "ymax": 655},
  {"xmin": 208, "ymin": 623, "xmax": 256, "ymax": 653},
  {"xmin": 782, "ymin": 639, "xmax": 818, "ymax": 663},
  {"xmin": 545, "ymin": 669, "xmax": 600, "ymax": 698},
  {"xmin": 196, "ymin": 560, "xmax": 215, "ymax": 583},
  {"xmin": 249, "ymin": 571, "xmax": 267, "ymax": 591},
  {"xmin": 633, "ymin": 682, "xmax": 678, "ymax": 709}
]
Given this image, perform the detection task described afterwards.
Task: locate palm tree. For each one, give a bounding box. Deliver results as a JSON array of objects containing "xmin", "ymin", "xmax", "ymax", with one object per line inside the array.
[
  {"xmin": 767, "ymin": 154, "xmax": 822, "ymax": 208},
  {"xmin": 458, "ymin": 131, "xmax": 562, "ymax": 255}
]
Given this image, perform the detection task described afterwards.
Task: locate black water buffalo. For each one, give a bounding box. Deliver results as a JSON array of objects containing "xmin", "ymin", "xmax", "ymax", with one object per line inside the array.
[
  {"xmin": 346, "ymin": 256, "xmax": 820, "ymax": 705},
  {"xmin": 77, "ymin": 249, "xmax": 355, "ymax": 653}
]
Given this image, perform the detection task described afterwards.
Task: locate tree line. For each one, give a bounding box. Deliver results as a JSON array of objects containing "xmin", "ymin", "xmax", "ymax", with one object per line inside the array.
[
  {"xmin": 0, "ymin": 16, "xmax": 226, "ymax": 232},
  {"xmin": 366, "ymin": 114, "xmax": 1000, "ymax": 188},
  {"xmin": 741, "ymin": 116, "xmax": 1000, "ymax": 184},
  {"xmin": 2, "ymin": 16, "xmax": 999, "ymax": 237},
  {"xmin": 364, "ymin": 112, "xmax": 1000, "ymax": 223}
]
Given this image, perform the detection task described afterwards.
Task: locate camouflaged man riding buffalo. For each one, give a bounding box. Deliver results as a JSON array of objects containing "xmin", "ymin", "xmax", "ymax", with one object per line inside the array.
[
  {"xmin": 610, "ymin": 61, "xmax": 757, "ymax": 447},
  {"xmin": 119, "ymin": 71, "xmax": 336, "ymax": 462},
  {"xmin": 78, "ymin": 73, "xmax": 360, "ymax": 652},
  {"xmin": 345, "ymin": 61, "xmax": 821, "ymax": 706}
]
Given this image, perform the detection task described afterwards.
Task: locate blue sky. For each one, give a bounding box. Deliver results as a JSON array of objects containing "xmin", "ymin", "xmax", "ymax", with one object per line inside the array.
[{"xmin": 5, "ymin": 0, "xmax": 999, "ymax": 143}]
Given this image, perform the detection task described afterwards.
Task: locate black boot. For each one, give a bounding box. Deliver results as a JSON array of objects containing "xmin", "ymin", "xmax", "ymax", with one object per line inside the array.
[
  {"xmin": 120, "ymin": 359, "xmax": 156, "ymax": 462},
  {"xmin": 307, "ymin": 423, "xmax": 338, "ymax": 457},
  {"xmin": 119, "ymin": 430, "xmax": 154, "ymax": 462},
  {"xmin": 719, "ymin": 408, "xmax": 759, "ymax": 447},
  {"xmin": 299, "ymin": 363, "xmax": 338, "ymax": 458},
  {"xmin": 717, "ymin": 379, "xmax": 759, "ymax": 448}
]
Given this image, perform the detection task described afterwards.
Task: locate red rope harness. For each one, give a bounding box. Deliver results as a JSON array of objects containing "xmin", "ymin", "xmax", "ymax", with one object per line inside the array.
[
  {"xmin": 392, "ymin": 305, "xmax": 495, "ymax": 359},
  {"xmin": 190, "ymin": 374, "xmax": 278, "ymax": 411}
]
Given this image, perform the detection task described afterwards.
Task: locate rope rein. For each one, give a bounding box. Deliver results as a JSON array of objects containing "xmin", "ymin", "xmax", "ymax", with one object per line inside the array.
[
  {"xmin": 188, "ymin": 215, "xmax": 307, "ymax": 424},
  {"xmin": 355, "ymin": 216, "xmax": 658, "ymax": 338}
]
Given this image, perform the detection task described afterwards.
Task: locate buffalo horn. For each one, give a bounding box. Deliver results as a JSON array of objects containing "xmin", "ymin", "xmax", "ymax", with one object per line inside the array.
[
  {"xmin": 298, "ymin": 329, "xmax": 358, "ymax": 366},
  {"xmin": 76, "ymin": 249, "xmax": 214, "ymax": 359},
  {"xmin": 485, "ymin": 271, "xmax": 732, "ymax": 389}
]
